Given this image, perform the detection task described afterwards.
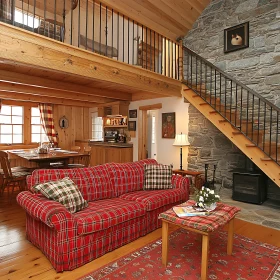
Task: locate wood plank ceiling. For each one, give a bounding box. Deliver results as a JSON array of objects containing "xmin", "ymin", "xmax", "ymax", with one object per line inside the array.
[
  {"xmin": 0, "ymin": 0, "xmax": 210, "ymax": 107},
  {"xmin": 99, "ymin": 0, "xmax": 210, "ymax": 41}
]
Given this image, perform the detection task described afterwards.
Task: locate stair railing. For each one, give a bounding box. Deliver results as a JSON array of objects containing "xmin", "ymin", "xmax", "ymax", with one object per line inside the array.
[{"xmin": 183, "ymin": 46, "xmax": 280, "ymax": 164}]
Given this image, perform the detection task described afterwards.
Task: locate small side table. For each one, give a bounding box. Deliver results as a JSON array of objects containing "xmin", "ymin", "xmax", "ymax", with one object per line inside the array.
[
  {"xmin": 173, "ymin": 169, "xmax": 204, "ymax": 191},
  {"xmin": 159, "ymin": 201, "xmax": 241, "ymax": 280}
]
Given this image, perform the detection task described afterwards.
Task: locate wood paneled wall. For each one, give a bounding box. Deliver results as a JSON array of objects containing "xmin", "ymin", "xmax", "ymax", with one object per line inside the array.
[
  {"xmin": 0, "ymin": 100, "xmax": 90, "ymax": 152},
  {"xmin": 53, "ymin": 105, "xmax": 90, "ymax": 150}
]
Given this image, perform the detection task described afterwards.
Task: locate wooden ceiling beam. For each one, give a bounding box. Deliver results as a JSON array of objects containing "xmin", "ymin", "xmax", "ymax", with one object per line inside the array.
[
  {"xmin": 0, "ymin": 91, "xmax": 98, "ymax": 108},
  {"xmin": 0, "ymin": 23, "xmax": 181, "ymax": 98},
  {"xmin": 0, "ymin": 81, "xmax": 113, "ymax": 103},
  {"xmin": 132, "ymin": 92, "xmax": 169, "ymax": 101},
  {"xmin": 0, "ymin": 70, "xmax": 132, "ymax": 101}
]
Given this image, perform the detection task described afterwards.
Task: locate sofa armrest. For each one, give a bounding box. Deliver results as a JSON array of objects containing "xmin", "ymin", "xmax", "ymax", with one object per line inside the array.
[
  {"xmin": 17, "ymin": 191, "xmax": 73, "ymax": 229},
  {"xmin": 26, "ymin": 175, "xmax": 34, "ymax": 192},
  {"xmin": 172, "ymin": 174, "xmax": 191, "ymax": 194}
]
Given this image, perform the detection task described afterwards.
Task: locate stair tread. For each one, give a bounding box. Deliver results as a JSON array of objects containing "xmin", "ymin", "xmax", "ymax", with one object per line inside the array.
[
  {"xmin": 246, "ymin": 142, "xmax": 280, "ymax": 147},
  {"xmin": 232, "ymin": 130, "xmax": 264, "ymax": 135}
]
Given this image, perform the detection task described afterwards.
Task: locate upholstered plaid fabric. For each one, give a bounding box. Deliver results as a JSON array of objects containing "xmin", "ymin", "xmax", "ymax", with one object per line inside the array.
[
  {"xmin": 26, "ymin": 166, "xmax": 113, "ymax": 201},
  {"xmin": 145, "ymin": 202, "xmax": 182, "ymax": 232},
  {"xmin": 172, "ymin": 173, "xmax": 192, "ymax": 194},
  {"xmin": 159, "ymin": 200, "xmax": 241, "ymax": 232},
  {"xmin": 38, "ymin": 103, "xmax": 58, "ymax": 146},
  {"xmin": 106, "ymin": 159, "xmax": 159, "ymax": 196},
  {"xmin": 24, "ymin": 210, "xmax": 146, "ymax": 272},
  {"xmin": 120, "ymin": 188, "xmax": 186, "ymax": 211},
  {"xmin": 75, "ymin": 198, "xmax": 146, "ymax": 235},
  {"xmin": 33, "ymin": 177, "xmax": 88, "ymax": 213},
  {"xmin": 17, "ymin": 159, "xmax": 191, "ymax": 272},
  {"xmin": 144, "ymin": 164, "xmax": 173, "ymax": 190},
  {"xmin": 17, "ymin": 191, "xmax": 72, "ymax": 227}
]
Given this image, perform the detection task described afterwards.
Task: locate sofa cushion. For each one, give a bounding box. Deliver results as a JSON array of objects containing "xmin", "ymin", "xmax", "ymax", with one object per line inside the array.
[
  {"xmin": 144, "ymin": 164, "xmax": 173, "ymax": 190},
  {"xmin": 33, "ymin": 177, "xmax": 88, "ymax": 213},
  {"xmin": 120, "ymin": 188, "xmax": 186, "ymax": 211},
  {"xmin": 74, "ymin": 198, "xmax": 146, "ymax": 235},
  {"xmin": 106, "ymin": 159, "xmax": 158, "ymax": 196},
  {"xmin": 27, "ymin": 166, "xmax": 113, "ymax": 201}
]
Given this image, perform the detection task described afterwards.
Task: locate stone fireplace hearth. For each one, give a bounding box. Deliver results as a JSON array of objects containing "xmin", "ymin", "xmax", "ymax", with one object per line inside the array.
[{"xmin": 219, "ymin": 188, "xmax": 280, "ymax": 231}]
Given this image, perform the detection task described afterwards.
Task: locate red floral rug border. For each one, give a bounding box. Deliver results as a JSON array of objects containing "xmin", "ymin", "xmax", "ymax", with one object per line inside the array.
[{"xmin": 80, "ymin": 229, "xmax": 280, "ymax": 280}]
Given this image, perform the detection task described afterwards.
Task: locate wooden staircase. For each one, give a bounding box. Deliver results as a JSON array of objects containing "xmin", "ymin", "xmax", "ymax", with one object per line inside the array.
[
  {"xmin": 182, "ymin": 84, "xmax": 280, "ymax": 187},
  {"xmin": 181, "ymin": 46, "xmax": 280, "ymax": 188}
]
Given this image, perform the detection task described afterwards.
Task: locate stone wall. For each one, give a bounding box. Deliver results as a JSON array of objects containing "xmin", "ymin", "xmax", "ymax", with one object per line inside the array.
[
  {"xmin": 183, "ymin": 0, "xmax": 280, "ymax": 191},
  {"xmin": 187, "ymin": 104, "xmax": 246, "ymax": 188}
]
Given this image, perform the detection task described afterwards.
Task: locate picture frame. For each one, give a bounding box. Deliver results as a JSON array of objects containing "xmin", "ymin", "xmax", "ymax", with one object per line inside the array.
[
  {"xmin": 224, "ymin": 22, "xmax": 249, "ymax": 53},
  {"xmin": 129, "ymin": 109, "xmax": 137, "ymax": 118},
  {"xmin": 162, "ymin": 112, "xmax": 175, "ymax": 139},
  {"xmin": 128, "ymin": 121, "xmax": 136, "ymax": 131}
]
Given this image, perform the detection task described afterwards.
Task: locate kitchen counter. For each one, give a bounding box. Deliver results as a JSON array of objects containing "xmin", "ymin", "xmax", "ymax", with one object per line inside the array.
[
  {"xmin": 75, "ymin": 140, "xmax": 133, "ymax": 165},
  {"xmin": 89, "ymin": 141, "xmax": 133, "ymax": 148},
  {"xmin": 75, "ymin": 139, "xmax": 133, "ymax": 148}
]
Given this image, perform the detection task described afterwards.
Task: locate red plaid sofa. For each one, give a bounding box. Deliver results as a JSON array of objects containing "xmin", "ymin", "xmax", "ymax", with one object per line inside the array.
[{"xmin": 16, "ymin": 159, "xmax": 190, "ymax": 272}]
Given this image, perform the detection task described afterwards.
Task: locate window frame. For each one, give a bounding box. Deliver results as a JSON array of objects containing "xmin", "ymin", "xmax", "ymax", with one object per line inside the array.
[
  {"xmin": 0, "ymin": 101, "xmax": 43, "ymax": 149},
  {"xmin": 30, "ymin": 107, "xmax": 49, "ymax": 144},
  {"xmin": 90, "ymin": 110, "xmax": 103, "ymax": 141},
  {"xmin": 0, "ymin": 104, "xmax": 24, "ymax": 145}
]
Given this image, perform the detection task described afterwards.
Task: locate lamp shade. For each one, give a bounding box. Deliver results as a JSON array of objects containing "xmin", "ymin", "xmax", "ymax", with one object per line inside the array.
[{"xmin": 173, "ymin": 133, "xmax": 190, "ymax": 146}]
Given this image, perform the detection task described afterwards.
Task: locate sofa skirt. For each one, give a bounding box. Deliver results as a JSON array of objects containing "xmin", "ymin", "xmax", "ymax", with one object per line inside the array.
[{"xmin": 25, "ymin": 214, "xmax": 147, "ymax": 272}]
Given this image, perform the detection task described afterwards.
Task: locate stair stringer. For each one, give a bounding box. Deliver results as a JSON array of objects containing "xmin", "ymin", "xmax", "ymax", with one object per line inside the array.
[{"xmin": 182, "ymin": 84, "xmax": 280, "ymax": 188}]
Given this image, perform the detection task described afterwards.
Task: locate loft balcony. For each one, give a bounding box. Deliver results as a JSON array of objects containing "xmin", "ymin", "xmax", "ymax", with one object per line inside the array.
[{"xmin": 0, "ymin": 0, "xmax": 206, "ymax": 106}]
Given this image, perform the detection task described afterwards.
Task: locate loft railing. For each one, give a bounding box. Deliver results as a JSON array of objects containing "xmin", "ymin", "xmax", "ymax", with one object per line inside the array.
[
  {"xmin": 183, "ymin": 46, "xmax": 280, "ymax": 164},
  {"xmin": 0, "ymin": 0, "xmax": 180, "ymax": 79}
]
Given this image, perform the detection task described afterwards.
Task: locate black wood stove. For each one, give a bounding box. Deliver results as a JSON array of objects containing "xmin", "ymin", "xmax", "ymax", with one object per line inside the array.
[{"xmin": 232, "ymin": 158, "xmax": 267, "ymax": 204}]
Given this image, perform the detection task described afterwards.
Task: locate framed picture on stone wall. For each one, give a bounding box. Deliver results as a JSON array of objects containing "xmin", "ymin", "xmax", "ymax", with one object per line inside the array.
[{"xmin": 224, "ymin": 22, "xmax": 249, "ymax": 53}]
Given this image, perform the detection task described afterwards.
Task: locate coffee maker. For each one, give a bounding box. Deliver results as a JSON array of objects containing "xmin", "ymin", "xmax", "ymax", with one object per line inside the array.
[{"xmin": 104, "ymin": 130, "xmax": 118, "ymax": 142}]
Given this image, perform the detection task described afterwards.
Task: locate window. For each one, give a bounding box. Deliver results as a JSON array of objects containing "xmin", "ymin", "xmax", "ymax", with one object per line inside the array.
[
  {"xmin": 91, "ymin": 111, "xmax": 103, "ymax": 141},
  {"xmin": 31, "ymin": 107, "xmax": 49, "ymax": 143},
  {"xmin": 14, "ymin": 9, "xmax": 40, "ymax": 28},
  {"xmin": 0, "ymin": 105, "xmax": 23, "ymax": 144}
]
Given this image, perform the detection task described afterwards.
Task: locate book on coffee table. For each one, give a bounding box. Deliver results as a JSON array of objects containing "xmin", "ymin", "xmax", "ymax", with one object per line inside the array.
[{"xmin": 173, "ymin": 206, "xmax": 209, "ymax": 217}]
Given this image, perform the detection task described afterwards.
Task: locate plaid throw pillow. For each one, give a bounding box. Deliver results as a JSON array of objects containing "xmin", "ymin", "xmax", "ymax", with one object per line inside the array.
[
  {"xmin": 33, "ymin": 177, "xmax": 88, "ymax": 213},
  {"xmin": 144, "ymin": 164, "xmax": 173, "ymax": 190}
]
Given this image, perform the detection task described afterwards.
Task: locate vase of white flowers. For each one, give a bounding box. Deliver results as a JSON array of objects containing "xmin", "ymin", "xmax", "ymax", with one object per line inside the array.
[{"xmin": 195, "ymin": 186, "xmax": 220, "ymax": 210}]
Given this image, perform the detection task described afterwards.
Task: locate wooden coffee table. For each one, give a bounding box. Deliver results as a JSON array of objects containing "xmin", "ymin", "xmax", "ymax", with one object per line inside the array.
[{"xmin": 159, "ymin": 201, "xmax": 240, "ymax": 280}]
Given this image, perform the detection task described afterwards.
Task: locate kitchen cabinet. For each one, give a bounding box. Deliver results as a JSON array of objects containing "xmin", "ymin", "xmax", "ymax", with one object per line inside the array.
[
  {"xmin": 97, "ymin": 101, "xmax": 129, "ymax": 117},
  {"xmin": 89, "ymin": 143, "xmax": 133, "ymax": 166}
]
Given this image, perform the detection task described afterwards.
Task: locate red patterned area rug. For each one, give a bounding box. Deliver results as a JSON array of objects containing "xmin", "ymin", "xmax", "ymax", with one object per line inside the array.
[{"xmin": 80, "ymin": 229, "xmax": 280, "ymax": 280}]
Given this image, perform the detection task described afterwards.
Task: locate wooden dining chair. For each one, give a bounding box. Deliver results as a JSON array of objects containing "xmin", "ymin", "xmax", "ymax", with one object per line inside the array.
[
  {"xmin": 70, "ymin": 146, "xmax": 81, "ymax": 152},
  {"xmin": 67, "ymin": 146, "xmax": 91, "ymax": 168},
  {"xmin": 0, "ymin": 151, "xmax": 32, "ymax": 196}
]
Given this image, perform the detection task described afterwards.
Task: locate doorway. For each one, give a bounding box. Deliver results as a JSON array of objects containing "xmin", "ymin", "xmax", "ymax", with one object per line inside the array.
[
  {"xmin": 138, "ymin": 103, "xmax": 162, "ymax": 160},
  {"xmin": 147, "ymin": 110, "xmax": 158, "ymax": 160}
]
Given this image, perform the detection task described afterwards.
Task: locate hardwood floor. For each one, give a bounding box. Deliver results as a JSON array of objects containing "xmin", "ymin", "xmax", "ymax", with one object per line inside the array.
[{"xmin": 1, "ymin": 191, "xmax": 279, "ymax": 280}]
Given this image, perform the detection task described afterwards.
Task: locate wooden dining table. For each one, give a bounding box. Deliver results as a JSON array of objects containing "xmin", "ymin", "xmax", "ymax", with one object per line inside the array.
[{"xmin": 8, "ymin": 149, "xmax": 87, "ymax": 168}]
